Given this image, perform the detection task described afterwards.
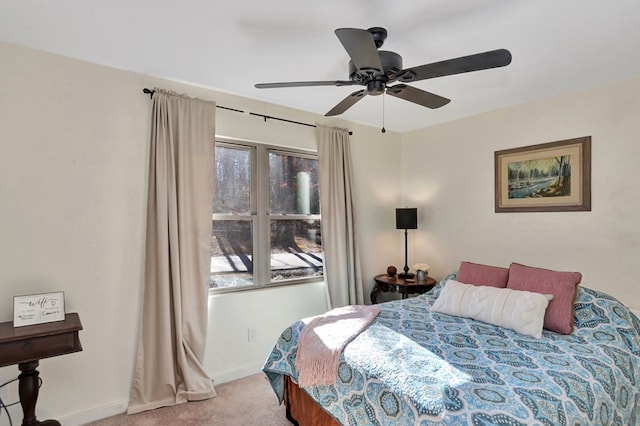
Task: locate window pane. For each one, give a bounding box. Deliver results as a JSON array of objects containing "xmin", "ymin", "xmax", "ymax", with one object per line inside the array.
[
  {"xmin": 269, "ymin": 153, "xmax": 319, "ymax": 215},
  {"xmin": 270, "ymin": 220, "xmax": 323, "ymax": 281},
  {"xmin": 210, "ymin": 220, "xmax": 253, "ymax": 289},
  {"xmin": 214, "ymin": 145, "xmax": 251, "ymax": 214}
]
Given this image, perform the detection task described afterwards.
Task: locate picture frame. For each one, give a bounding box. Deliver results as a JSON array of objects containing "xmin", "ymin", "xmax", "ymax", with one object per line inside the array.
[
  {"xmin": 13, "ymin": 291, "xmax": 65, "ymax": 327},
  {"xmin": 495, "ymin": 136, "xmax": 591, "ymax": 212}
]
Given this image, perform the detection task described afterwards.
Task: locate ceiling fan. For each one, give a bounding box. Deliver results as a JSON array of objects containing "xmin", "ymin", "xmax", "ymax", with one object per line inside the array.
[{"xmin": 255, "ymin": 27, "xmax": 512, "ymax": 117}]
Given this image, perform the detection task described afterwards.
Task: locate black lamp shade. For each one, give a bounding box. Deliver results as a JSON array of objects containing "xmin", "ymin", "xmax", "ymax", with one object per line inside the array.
[{"xmin": 396, "ymin": 208, "xmax": 417, "ymax": 230}]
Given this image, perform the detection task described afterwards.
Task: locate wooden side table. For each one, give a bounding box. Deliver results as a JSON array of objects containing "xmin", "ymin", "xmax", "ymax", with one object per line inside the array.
[
  {"xmin": 371, "ymin": 274, "xmax": 437, "ymax": 304},
  {"xmin": 0, "ymin": 313, "xmax": 83, "ymax": 426}
]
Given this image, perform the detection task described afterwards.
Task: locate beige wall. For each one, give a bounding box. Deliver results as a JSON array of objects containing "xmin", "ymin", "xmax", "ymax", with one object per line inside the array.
[
  {"xmin": 0, "ymin": 41, "xmax": 401, "ymax": 424},
  {"xmin": 1, "ymin": 40, "xmax": 638, "ymax": 425},
  {"xmin": 400, "ymin": 76, "xmax": 640, "ymax": 311}
]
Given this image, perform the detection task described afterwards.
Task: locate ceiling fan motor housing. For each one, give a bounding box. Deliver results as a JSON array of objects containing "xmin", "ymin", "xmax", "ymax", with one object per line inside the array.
[{"xmin": 348, "ymin": 50, "xmax": 403, "ymax": 94}]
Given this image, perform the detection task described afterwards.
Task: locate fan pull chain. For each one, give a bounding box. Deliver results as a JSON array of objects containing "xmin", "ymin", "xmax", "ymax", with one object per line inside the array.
[{"xmin": 381, "ymin": 92, "xmax": 386, "ymax": 133}]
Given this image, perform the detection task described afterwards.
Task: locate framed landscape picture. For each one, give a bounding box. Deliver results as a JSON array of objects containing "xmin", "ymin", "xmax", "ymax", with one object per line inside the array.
[{"xmin": 495, "ymin": 136, "xmax": 591, "ymax": 212}]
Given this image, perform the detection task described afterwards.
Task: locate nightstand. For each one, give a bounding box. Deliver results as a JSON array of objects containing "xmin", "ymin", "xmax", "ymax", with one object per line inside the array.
[
  {"xmin": 371, "ymin": 274, "xmax": 437, "ymax": 304},
  {"xmin": 0, "ymin": 313, "xmax": 83, "ymax": 426}
]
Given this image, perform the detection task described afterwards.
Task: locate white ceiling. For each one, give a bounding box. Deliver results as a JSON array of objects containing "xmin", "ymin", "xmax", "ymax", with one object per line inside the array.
[{"xmin": 1, "ymin": 1, "xmax": 639, "ymax": 132}]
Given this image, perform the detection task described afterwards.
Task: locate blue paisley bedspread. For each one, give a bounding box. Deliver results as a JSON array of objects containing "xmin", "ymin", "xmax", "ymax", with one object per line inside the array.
[{"xmin": 262, "ymin": 278, "xmax": 640, "ymax": 425}]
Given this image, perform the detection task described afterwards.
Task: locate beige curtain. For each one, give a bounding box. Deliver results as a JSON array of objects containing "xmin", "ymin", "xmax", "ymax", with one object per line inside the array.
[
  {"xmin": 128, "ymin": 89, "xmax": 217, "ymax": 414},
  {"xmin": 316, "ymin": 125, "xmax": 364, "ymax": 308}
]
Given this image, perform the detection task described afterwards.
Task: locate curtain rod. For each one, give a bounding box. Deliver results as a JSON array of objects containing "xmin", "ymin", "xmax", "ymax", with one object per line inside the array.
[
  {"xmin": 142, "ymin": 88, "xmax": 352, "ymax": 135},
  {"xmin": 142, "ymin": 88, "xmax": 243, "ymax": 113}
]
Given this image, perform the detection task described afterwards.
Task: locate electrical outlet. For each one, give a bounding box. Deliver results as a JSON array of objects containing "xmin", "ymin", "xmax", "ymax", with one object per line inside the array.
[{"xmin": 247, "ymin": 327, "xmax": 257, "ymax": 343}]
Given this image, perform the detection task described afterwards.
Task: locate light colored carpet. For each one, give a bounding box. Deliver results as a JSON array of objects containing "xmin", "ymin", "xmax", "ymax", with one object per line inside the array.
[{"xmin": 86, "ymin": 373, "xmax": 290, "ymax": 425}]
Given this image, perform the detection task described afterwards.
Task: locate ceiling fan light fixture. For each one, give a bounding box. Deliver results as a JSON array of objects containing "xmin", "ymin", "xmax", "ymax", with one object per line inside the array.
[{"xmin": 367, "ymin": 80, "xmax": 385, "ymax": 96}]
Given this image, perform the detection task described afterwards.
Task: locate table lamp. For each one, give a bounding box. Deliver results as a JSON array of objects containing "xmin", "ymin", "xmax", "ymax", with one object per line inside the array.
[{"xmin": 396, "ymin": 208, "xmax": 417, "ymax": 279}]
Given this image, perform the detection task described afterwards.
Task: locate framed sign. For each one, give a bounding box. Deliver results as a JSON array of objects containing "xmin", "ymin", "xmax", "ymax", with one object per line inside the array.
[
  {"xmin": 13, "ymin": 292, "xmax": 65, "ymax": 327},
  {"xmin": 495, "ymin": 136, "xmax": 591, "ymax": 212}
]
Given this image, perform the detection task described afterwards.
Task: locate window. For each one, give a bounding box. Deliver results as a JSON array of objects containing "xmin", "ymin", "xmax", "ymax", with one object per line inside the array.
[{"xmin": 210, "ymin": 139, "xmax": 323, "ymax": 291}]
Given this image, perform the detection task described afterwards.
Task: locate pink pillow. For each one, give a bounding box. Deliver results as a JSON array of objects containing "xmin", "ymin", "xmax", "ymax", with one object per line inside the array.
[
  {"xmin": 457, "ymin": 261, "xmax": 510, "ymax": 288},
  {"xmin": 506, "ymin": 263, "xmax": 582, "ymax": 334}
]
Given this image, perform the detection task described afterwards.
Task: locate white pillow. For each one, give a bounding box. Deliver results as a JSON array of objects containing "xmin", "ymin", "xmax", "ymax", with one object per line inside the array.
[{"xmin": 431, "ymin": 279, "xmax": 553, "ymax": 338}]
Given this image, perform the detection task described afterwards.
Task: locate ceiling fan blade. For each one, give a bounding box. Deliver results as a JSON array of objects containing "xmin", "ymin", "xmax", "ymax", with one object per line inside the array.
[
  {"xmin": 335, "ymin": 28, "xmax": 383, "ymax": 73},
  {"xmin": 386, "ymin": 84, "xmax": 450, "ymax": 109},
  {"xmin": 325, "ymin": 89, "xmax": 367, "ymax": 116},
  {"xmin": 397, "ymin": 49, "xmax": 512, "ymax": 83},
  {"xmin": 255, "ymin": 80, "xmax": 355, "ymax": 89}
]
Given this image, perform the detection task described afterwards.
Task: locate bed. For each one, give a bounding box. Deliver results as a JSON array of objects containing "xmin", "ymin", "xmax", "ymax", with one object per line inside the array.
[{"xmin": 263, "ymin": 272, "xmax": 640, "ymax": 425}]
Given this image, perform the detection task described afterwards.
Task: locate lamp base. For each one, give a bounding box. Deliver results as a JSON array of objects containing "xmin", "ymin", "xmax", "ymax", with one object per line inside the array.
[{"xmin": 398, "ymin": 273, "xmax": 414, "ymax": 279}]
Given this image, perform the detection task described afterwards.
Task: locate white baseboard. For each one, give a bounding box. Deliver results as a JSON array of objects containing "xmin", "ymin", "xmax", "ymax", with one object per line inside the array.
[
  {"xmin": 58, "ymin": 399, "xmax": 128, "ymax": 426},
  {"xmin": 54, "ymin": 365, "xmax": 263, "ymax": 425},
  {"xmin": 211, "ymin": 362, "xmax": 264, "ymax": 385}
]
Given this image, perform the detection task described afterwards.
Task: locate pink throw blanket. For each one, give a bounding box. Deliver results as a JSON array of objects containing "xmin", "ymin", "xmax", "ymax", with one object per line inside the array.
[{"xmin": 296, "ymin": 304, "xmax": 381, "ymax": 387}]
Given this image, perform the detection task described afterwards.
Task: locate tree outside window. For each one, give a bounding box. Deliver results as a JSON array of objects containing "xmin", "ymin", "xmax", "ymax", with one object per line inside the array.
[{"xmin": 210, "ymin": 140, "xmax": 323, "ymax": 290}]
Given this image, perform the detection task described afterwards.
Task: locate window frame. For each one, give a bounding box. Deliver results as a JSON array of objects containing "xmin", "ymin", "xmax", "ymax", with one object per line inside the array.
[{"xmin": 210, "ymin": 136, "xmax": 323, "ymax": 294}]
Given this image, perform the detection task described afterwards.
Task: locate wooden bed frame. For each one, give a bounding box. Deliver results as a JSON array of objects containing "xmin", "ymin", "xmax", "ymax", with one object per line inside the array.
[{"xmin": 284, "ymin": 375, "xmax": 340, "ymax": 426}]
